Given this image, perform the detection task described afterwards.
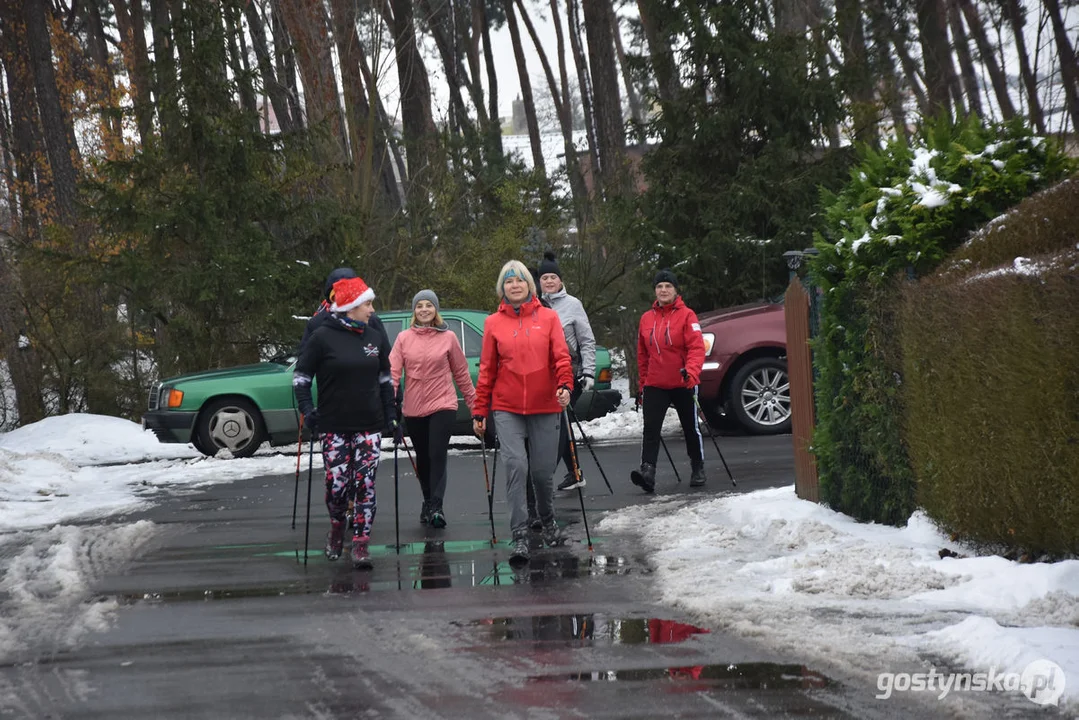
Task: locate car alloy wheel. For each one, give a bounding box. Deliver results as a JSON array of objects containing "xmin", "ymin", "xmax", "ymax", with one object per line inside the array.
[{"xmin": 730, "ymin": 357, "xmax": 792, "ymax": 434}]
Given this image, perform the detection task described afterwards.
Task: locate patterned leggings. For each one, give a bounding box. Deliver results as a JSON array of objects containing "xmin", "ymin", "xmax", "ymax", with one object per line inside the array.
[{"xmin": 320, "ymin": 431, "xmax": 381, "ymax": 540}]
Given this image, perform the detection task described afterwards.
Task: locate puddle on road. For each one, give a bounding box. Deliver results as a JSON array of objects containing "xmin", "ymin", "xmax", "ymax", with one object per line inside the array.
[
  {"xmin": 111, "ymin": 539, "xmax": 641, "ymax": 604},
  {"xmin": 465, "ymin": 616, "xmax": 834, "ymax": 689},
  {"xmin": 529, "ymin": 662, "xmax": 831, "ymax": 689},
  {"xmin": 467, "ymin": 616, "xmax": 709, "ymax": 645}
]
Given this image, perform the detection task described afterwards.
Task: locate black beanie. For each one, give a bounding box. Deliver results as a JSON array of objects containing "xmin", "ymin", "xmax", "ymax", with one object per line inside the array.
[
  {"xmin": 536, "ymin": 250, "xmax": 561, "ymax": 279},
  {"xmin": 654, "ymin": 268, "xmax": 679, "ymax": 290}
]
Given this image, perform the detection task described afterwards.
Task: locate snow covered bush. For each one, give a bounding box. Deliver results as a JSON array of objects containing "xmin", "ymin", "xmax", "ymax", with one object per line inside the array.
[
  {"xmin": 809, "ymin": 118, "xmax": 1074, "ymax": 527},
  {"xmin": 899, "ymin": 177, "xmax": 1079, "ymax": 556}
]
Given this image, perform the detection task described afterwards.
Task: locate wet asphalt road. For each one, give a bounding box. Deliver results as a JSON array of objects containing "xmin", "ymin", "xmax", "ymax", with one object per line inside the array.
[{"xmin": 2, "ymin": 434, "xmax": 936, "ymax": 719}]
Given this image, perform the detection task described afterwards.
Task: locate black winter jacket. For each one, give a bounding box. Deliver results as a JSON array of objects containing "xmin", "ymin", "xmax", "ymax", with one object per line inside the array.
[{"xmin": 293, "ymin": 318, "xmax": 395, "ymax": 434}]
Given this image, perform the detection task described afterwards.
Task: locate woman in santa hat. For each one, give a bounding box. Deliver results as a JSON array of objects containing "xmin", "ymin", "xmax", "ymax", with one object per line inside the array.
[{"xmin": 293, "ymin": 276, "xmax": 398, "ymax": 569}]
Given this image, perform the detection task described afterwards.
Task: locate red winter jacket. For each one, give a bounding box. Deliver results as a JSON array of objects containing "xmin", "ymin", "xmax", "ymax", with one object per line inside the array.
[
  {"xmin": 637, "ymin": 296, "xmax": 706, "ymax": 390},
  {"xmin": 473, "ymin": 296, "xmax": 574, "ymax": 418}
]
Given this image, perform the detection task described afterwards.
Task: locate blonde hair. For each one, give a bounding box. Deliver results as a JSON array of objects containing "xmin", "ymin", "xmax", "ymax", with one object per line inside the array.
[
  {"xmin": 411, "ymin": 309, "xmax": 444, "ymax": 328},
  {"xmin": 495, "ymin": 260, "xmax": 536, "ymax": 299}
]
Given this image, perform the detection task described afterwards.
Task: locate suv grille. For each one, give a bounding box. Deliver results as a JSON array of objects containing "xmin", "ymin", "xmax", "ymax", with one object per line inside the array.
[{"xmin": 148, "ymin": 383, "xmax": 161, "ymax": 411}]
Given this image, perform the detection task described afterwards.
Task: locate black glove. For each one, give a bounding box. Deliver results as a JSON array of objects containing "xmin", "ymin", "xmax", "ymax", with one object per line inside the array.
[
  {"xmin": 392, "ymin": 420, "xmax": 404, "ymax": 446},
  {"xmin": 303, "ymin": 408, "xmax": 319, "ymax": 431}
]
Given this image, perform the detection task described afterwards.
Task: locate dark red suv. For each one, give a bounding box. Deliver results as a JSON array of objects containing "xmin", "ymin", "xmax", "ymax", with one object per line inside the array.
[{"xmin": 697, "ymin": 301, "xmax": 790, "ymax": 434}]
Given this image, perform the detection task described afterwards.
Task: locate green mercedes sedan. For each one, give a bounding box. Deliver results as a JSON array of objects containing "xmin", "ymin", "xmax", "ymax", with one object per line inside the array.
[{"xmin": 142, "ymin": 308, "xmax": 622, "ymax": 457}]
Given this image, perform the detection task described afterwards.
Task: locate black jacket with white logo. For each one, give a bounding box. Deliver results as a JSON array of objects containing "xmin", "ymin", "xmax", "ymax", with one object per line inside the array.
[{"xmin": 293, "ymin": 318, "xmax": 394, "ymax": 434}]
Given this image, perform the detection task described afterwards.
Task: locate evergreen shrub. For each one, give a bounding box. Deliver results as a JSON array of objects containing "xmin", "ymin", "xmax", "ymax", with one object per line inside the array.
[
  {"xmin": 811, "ymin": 118, "xmax": 1074, "ymax": 525},
  {"xmin": 900, "ymin": 177, "xmax": 1079, "ymax": 555}
]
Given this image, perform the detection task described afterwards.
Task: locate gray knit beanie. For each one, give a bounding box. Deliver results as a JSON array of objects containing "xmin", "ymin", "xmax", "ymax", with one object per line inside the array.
[{"xmin": 412, "ymin": 289, "xmax": 440, "ymax": 313}]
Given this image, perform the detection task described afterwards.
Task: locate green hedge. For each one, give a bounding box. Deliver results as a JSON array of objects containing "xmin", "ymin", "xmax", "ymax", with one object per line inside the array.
[
  {"xmin": 900, "ymin": 178, "xmax": 1079, "ymax": 555},
  {"xmin": 810, "ymin": 118, "xmax": 1074, "ymax": 525}
]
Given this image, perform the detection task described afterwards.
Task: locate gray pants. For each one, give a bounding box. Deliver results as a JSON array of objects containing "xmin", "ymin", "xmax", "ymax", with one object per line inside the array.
[{"xmin": 492, "ymin": 411, "xmax": 561, "ymax": 536}]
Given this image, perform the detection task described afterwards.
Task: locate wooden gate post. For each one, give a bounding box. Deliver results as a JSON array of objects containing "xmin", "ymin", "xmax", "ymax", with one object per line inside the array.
[{"xmin": 784, "ymin": 277, "xmax": 819, "ymax": 502}]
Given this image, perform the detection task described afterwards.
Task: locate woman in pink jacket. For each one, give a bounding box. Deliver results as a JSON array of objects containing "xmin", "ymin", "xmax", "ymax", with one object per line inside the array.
[{"xmin": 390, "ymin": 290, "xmax": 477, "ymax": 528}]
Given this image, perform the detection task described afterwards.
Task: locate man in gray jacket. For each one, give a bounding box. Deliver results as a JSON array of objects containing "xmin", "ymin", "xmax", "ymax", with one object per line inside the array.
[{"xmin": 537, "ymin": 251, "xmax": 597, "ymax": 491}]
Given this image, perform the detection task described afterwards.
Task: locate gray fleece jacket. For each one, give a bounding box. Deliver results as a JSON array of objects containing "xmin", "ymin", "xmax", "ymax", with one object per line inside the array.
[{"xmin": 543, "ymin": 287, "xmax": 596, "ymax": 378}]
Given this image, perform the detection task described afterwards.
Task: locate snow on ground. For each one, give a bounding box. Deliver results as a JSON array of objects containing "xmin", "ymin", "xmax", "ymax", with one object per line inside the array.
[{"xmin": 597, "ymin": 485, "xmax": 1079, "ymax": 712}]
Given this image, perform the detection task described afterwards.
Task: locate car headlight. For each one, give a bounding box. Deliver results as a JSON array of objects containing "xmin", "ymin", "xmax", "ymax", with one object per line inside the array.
[
  {"xmin": 702, "ymin": 332, "xmax": 715, "ymax": 356},
  {"xmin": 165, "ymin": 388, "xmax": 184, "ymax": 408}
]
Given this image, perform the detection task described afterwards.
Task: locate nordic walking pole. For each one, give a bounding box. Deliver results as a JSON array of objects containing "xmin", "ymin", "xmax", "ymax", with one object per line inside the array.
[
  {"xmin": 681, "ymin": 370, "xmax": 737, "ymax": 487},
  {"xmin": 291, "ymin": 415, "xmax": 304, "ymax": 529},
  {"xmin": 660, "ymin": 436, "xmax": 682, "ymax": 483},
  {"xmin": 479, "ymin": 429, "xmax": 497, "ymax": 546},
  {"xmin": 393, "ymin": 437, "xmax": 401, "ymax": 553},
  {"xmin": 563, "ymin": 409, "xmax": 593, "ymax": 553},
  {"xmin": 568, "ymin": 408, "xmax": 614, "ymax": 494},
  {"xmin": 303, "ymin": 437, "xmax": 314, "ymax": 566}
]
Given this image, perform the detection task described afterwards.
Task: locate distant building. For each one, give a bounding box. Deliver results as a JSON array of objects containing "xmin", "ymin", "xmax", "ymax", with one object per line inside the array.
[{"xmin": 511, "ymin": 97, "xmax": 527, "ymax": 135}]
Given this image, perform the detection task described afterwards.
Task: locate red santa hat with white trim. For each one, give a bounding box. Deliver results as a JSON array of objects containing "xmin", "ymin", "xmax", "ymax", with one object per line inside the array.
[{"xmin": 330, "ymin": 276, "xmax": 375, "ymax": 312}]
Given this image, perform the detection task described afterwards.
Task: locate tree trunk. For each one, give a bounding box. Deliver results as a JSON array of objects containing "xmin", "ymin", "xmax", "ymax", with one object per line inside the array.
[
  {"xmin": 892, "ymin": 28, "xmax": 931, "ymax": 115},
  {"xmin": 418, "ymin": 0, "xmax": 482, "ymax": 139},
  {"xmin": 566, "ymin": 0, "xmax": 599, "ymax": 188},
  {"xmin": 0, "ymin": 248, "xmax": 45, "ymax": 424},
  {"xmin": 948, "ymin": 0, "xmax": 985, "ymax": 117},
  {"xmin": 957, "ymin": 0, "xmax": 1016, "ymax": 119},
  {"xmin": 23, "ymin": 0, "xmax": 79, "ymax": 226},
  {"xmin": 243, "ymin": 0, "xmax": 295, "ymax": 133},
  {"xmin": 515, "ymin": 0, "xmax": 587, "ymax": 209},
  {"xmin": 502, "ymin": 0, "xmax": 545, "ymax": 175},
  {"xmin": 224, "ymin": 4, "xmax": 258, "ymax": 122},
  {"xmin": 82, "ymin": 0, "xmax": 124, "ymax": 155},
  {"xmin": 111, "ymin": 0, "xmax": 153, "ymax": 145},
  {"xmin": 1042, "ymin": 0, "xmax": 1079, "ymax": 131},
  {"xmin": 835, "ymin": 0, "xmax": 877, "ymax": 143},
  {"xmin": 1003, "ymin": 0, "xmax": 1047, "ymax": 132},
  {"xmin": 866, "ymin": 0, "xmax": 909, "ymax": 142},
  {"xmin": 148, "ymin": 0, "xmax": 181, "ymax": 144},
  {"xmin": 355, "ymin": 36, "xmax": 406, "ymax": 211},
  {"xmin": 0, "ymin": 5, "xmax": 44, "ymax": 232},
  {"xmin": 636, "ymin": 0, "xmax": 677, "ymax": 105},
  {"xmin": 610, "ymin": 9, "xmax": 643, "ymax": 125},
  {"xmin": 915, "ymin": 0, "xmax": 957, "ymax": 118},
  {"xmin": 278, "ymin": 0, "xmax": 347, "ymax": 163},
  {"xmin": 478, "ymin": 0, "xmax": 503, "ymax": 164},
  {"xmin": 581, "ymin": 0, "xmax": 625, "ymax": 193},
  {"xmin": 269, "ymin": 0, "xmax": 303, "ymax": 128},
  {"xmin": 382, "ymin": 0, "xmax": 436, "ymax": 194}
]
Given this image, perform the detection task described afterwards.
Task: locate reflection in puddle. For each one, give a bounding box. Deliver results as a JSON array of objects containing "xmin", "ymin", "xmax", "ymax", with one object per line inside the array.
[
  {"xmin": 473, "ymin": 616, "xmax": 708, "ymax": 646},
  {"xmin": 530, "ymin": 662, "xmax": 830, "ymax": 688}
]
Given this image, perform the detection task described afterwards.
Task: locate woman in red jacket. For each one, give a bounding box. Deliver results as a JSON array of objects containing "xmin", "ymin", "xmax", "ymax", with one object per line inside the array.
[
  {"xmin": 390, "ymin": 289, "xmax": 477, "ymax": 529},
  {"xmin": 472, "ymin": 260, "xmax": 575, "ymax": 565},
  {"xmin": 632, "ymin": 269, "xmax": 707, "ymax": 493}
]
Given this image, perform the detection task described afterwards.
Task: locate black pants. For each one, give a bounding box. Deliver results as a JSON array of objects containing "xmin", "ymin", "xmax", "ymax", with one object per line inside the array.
[
  {"xmin": 557, "ymin": 382, "xmax": 585, "ymax": 477},
  {"xmin": 405, "ymin": 409, "xmax": 455, "ymax": 505},
  {"xmin": 641, "ymin": 386, "xmax": 704, "ymax": 471}
]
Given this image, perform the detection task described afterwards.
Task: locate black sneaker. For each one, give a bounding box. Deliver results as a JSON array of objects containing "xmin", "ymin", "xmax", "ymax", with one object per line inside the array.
[
  {"xmin": 542, "ymin": 521, "xmax": 568, "ymax": 548},
  {"xmin": 419, "ymin": 500, "xmax": 430, "ymax": 525},
  {"xmin": 690, "ymin": 467, "xmax": 707, "ymax": 487},
  {"xmin": 429, "ymin": 501, "xmax": 447, "ymax": 529},
  {"xmin": 557, "ymin": 473, "xmax": 586, "ymax": 491},
  {"xmin": 630, "ymin": 463, "xmax": 656, "ymax": 493},
  {"xmin": 509, "ymin": 532, "xmax": 530, "ymax": 565}
]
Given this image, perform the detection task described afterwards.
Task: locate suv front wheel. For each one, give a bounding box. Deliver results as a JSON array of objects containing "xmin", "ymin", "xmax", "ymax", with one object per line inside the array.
[{"xmin": 729, "ymin": 357, "xmax": 791, "ymax": 435}]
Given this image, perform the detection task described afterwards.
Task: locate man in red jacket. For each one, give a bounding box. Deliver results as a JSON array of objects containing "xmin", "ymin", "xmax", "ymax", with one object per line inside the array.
[{"xmin": 632, "ymin": 269, "xmax": 707, "ymax": 492}]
